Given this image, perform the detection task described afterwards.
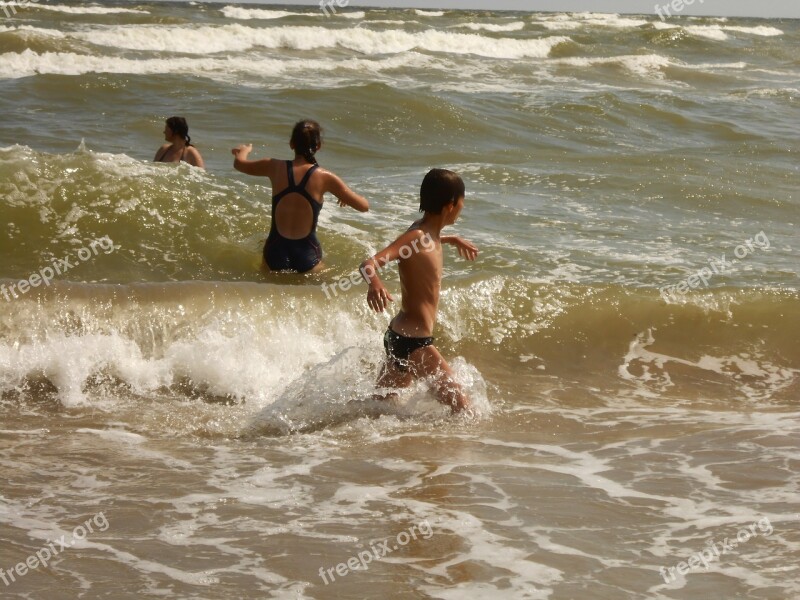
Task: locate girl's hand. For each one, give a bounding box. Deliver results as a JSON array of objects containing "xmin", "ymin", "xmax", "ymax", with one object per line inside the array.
[
  {"xmin": 232, "ymin": 144, "xmax": 253, "ymax": 157},
  {"xmin": 367, "ymin": 282, "xmax": 394, "ymax": 313},
  {"xmin": 445, "ymin": 236, "xmax": 479, "ymax": 261}
]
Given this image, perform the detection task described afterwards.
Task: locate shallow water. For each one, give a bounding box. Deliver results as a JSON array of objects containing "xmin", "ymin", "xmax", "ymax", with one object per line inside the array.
[{"xmin": 0, "ymin": 3, "xmax": 798, "ymax": 598}]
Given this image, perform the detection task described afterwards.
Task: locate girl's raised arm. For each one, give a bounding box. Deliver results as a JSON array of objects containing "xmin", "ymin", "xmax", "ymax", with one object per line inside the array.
[
  {"xmin": 232, "ymin": 144, "xmax": 272, "ymax": 177},
  {"xmin": 324, "ymin": 172, "xmax": 369, "ymax": 212}
]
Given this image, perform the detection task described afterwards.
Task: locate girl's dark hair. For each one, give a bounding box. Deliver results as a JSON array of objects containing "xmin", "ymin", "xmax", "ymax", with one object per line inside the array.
[
  {"xmin": 291, "ymin": 120, "xmax": 322, "ymax": 164},
  {"xmin": 419, "ymin": 169, "xmax": 465, "ymax": 214},
  {"xmin": 166, "ymin": 116, "xmax": 192, "ymax": 146}
]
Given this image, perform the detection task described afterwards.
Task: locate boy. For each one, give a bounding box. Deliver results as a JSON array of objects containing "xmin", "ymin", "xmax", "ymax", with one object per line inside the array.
[{"xmin": 359, "ymin": 169, "xmax": 478, "ymax": 413}]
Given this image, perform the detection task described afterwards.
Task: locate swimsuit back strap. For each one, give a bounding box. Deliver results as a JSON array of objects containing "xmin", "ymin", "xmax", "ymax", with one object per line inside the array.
[
  {"xmin": 285, "ymin": 160, "xmax": 296, "ymax": 188},
  {"xmin": 297, "ymin": 164, "xmax": 319, "ymax": 191},
  {"xmin": 273, "ymin": 162, "xmax": 320, "ymax": 208}
]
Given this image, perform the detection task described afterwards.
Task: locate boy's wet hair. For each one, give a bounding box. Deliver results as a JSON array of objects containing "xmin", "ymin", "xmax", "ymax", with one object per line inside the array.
[
  {"xmin": 291, "ymin": 119, "xmax": 323, "ymax": 165},
  {"xmin": 166, "ymin": 116, "xmax": 191, "ymax": 145},
  {"xmin": 419, "ymin": 169, "xmax": 465, "ymax": 214}
]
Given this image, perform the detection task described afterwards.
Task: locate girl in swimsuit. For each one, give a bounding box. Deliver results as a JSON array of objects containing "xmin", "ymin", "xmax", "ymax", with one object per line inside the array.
[
  {"xmin": 232, "ymin": 120, "xmax": 369, "ymax": 273},
  {"xmin": 154, "ymin": 116, "xmax": 205, "ymax": 169}
]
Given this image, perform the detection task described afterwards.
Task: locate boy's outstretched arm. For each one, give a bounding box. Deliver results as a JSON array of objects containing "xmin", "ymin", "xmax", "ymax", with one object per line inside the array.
[
  {"xmin": 441, "ymin": 235, "xmax": 479, "ymax": 261},
  {"xmin": 360, "ymin": 229, "xmax": 430, "ymax": 312}
]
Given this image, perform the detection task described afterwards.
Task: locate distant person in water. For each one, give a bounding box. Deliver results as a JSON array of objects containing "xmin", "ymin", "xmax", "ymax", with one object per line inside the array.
[
  {"xmin": 232, "ymin": 120, "xmax": 369, "ymax": 273},
  {"xmin": 360, "ymin": 169, "xmax": 477, "ymax": 414},
  {"xmin": 154, "ymin": 116, "xmax": 205, "ymax": 169}
]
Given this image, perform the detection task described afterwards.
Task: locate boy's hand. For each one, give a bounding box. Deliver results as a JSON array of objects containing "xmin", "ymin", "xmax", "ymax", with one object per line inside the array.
[
  {"xmin": 232, "ymin": 144, "xmax": 252, "ymax": 157},
  {"xmin": 367, "ymin": 282, "xmax": 393, "ymax": 313},
  {"xmin": 444, "ymin": 236, "xmax": 479, "ymax": 261}
]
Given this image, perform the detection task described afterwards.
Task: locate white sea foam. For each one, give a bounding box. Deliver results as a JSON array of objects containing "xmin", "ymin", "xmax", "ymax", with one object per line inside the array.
[
  {"xmin": 459, "ymin": 21, "xmax": 526, "ymax": 33},
  {"xmin": 220, "ymin": 6, "xmax": 306, "ymax": 20},
  {"xmin": 414, "ymin": 9, "xmax": 444, "ymax": 17},
  {"xmin": 534, "ymin": 12, "xmax": 649, "ymax": 30},
  {"xmin": 32, "ymin": 4, "xmax": 148, "ymax": 15},
  {"xmin": 0, "ymin": 278, "xmax": 490, "ymax": 417},
  {"xmin": 553, "ymin": 54, "xmax": 674, "ymax": 79},
  {"xmin": 654, "ymin": 23, "xmax": 783, "ymax": 40},
  {"xmin": 684, "ymin": 25, "xmax": 730, "ymax": 41},
  {"xmin": 652, "ymin": 21, "xmax": 680, "ymax": 30},
  {"xmin": 70, "ymin": 24, "xmax": 569, "ymax": 59},
  {"xmin": 723, "ymin": 25, "xmax": 783, "ymax": 36},
  {"xmin": 742, "ymin": 87, "xmax": 800, "ymax": 99},
  {"xmin": 619, "ymin": 329, "xmax": 799, "ymax": 402},
  {"xmin": 0, "ymin": 24, "xmax": 66, "ymax": 37},
  {"xmin": 0, "ymin": 48, "xmax": 438, "ymax": 81}
]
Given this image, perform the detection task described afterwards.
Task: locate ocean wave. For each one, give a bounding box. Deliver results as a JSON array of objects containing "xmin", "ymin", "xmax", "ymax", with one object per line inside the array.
[
  {"xmin": 0, "ymin": 49, "xmax": 224, "ymax": 79},
  {"xmin": 0, "ymin": 279, "xmax": 493, "ymax": 414},
  {"xmin": 220, "ymin": 6, "xmax": 307, "ymax": 20},
  {"xmin": 652, "ymin": 22, "xmax": 784, "ymax": 40},
  {"xmin": 31, "ymin": 4, "xmax": 148, "ymax": 15},
  {"xmin": 552, "ymin": 54, "xmax": 674, "ymax": 78},
  {"xmin": 684, "ymin": 25, "xmax": 730, "ymax": 41},
  {"xmin": 533, "ymin": 12, "xmax": 649, "ymax": 30},
  {"xmin": 70, "ymin": 24, "xmax": 569, "ymax": 59},
  {"xmin": 459, "ymin": 22, "xmax": 526, "ymax": 33},
  {"xmin": 0, "ymin": 25, "xmax": 98, "ymax": 55},
  {"xmin": 1, "ymin": 278, "xmax": 795, "ymax": 408},
  {"xmin": 722, "ymin": 25, "xmax": 783, "ymax": 36},
  {"xmin": 0, "ymin": 48, "xmax": 437, "ymax": 80},
  {"xmin": 739, "ymin": 87, "xmax": 800, "ymax": 99},
  {"xmin": 414, "ymin": 10, "xmax": 444, "ymax": 17},
  {"xmin": 0, "ymin": 24, "xmax": 66, "ymax": 38}
]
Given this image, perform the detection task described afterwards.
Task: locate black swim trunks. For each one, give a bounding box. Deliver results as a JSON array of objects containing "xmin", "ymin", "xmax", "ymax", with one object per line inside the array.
[{"xmin": 383, "ymin": 328, "xmax": 434, "ymax": 372}]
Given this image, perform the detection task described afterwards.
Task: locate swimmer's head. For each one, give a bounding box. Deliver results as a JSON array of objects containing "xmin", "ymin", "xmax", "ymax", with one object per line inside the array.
[
  {"xmin": 165, "ymin": 116, "xmax": 191, "ymax": 145},
  {"xmin": 419, "ymin": 169, "xmax": 465, "ymax": 220},
  {"xmin": 291, "ymin": 120, "xmax": 322, "ymax": 165}
]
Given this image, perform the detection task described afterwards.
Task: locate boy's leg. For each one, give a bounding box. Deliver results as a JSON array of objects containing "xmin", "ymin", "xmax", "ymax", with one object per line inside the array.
[
  {"xmin": 408, "ymin": 345, "xmax": 470, "ymax": 413},
  {"xmin": 372, "ymin": 359, "xmax": 413, "ymax": 404}
]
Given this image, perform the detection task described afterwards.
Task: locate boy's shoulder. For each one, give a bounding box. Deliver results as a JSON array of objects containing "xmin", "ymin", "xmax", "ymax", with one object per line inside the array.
[{"xmin": 393, "ymin": 223, "xmax": 437, "ymax": 262}]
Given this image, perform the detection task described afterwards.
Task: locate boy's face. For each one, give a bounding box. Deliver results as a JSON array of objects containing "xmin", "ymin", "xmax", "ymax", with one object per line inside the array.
[{"xmin": 445, "ymin": 195, "xmax": 465, "ymax": 225}]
